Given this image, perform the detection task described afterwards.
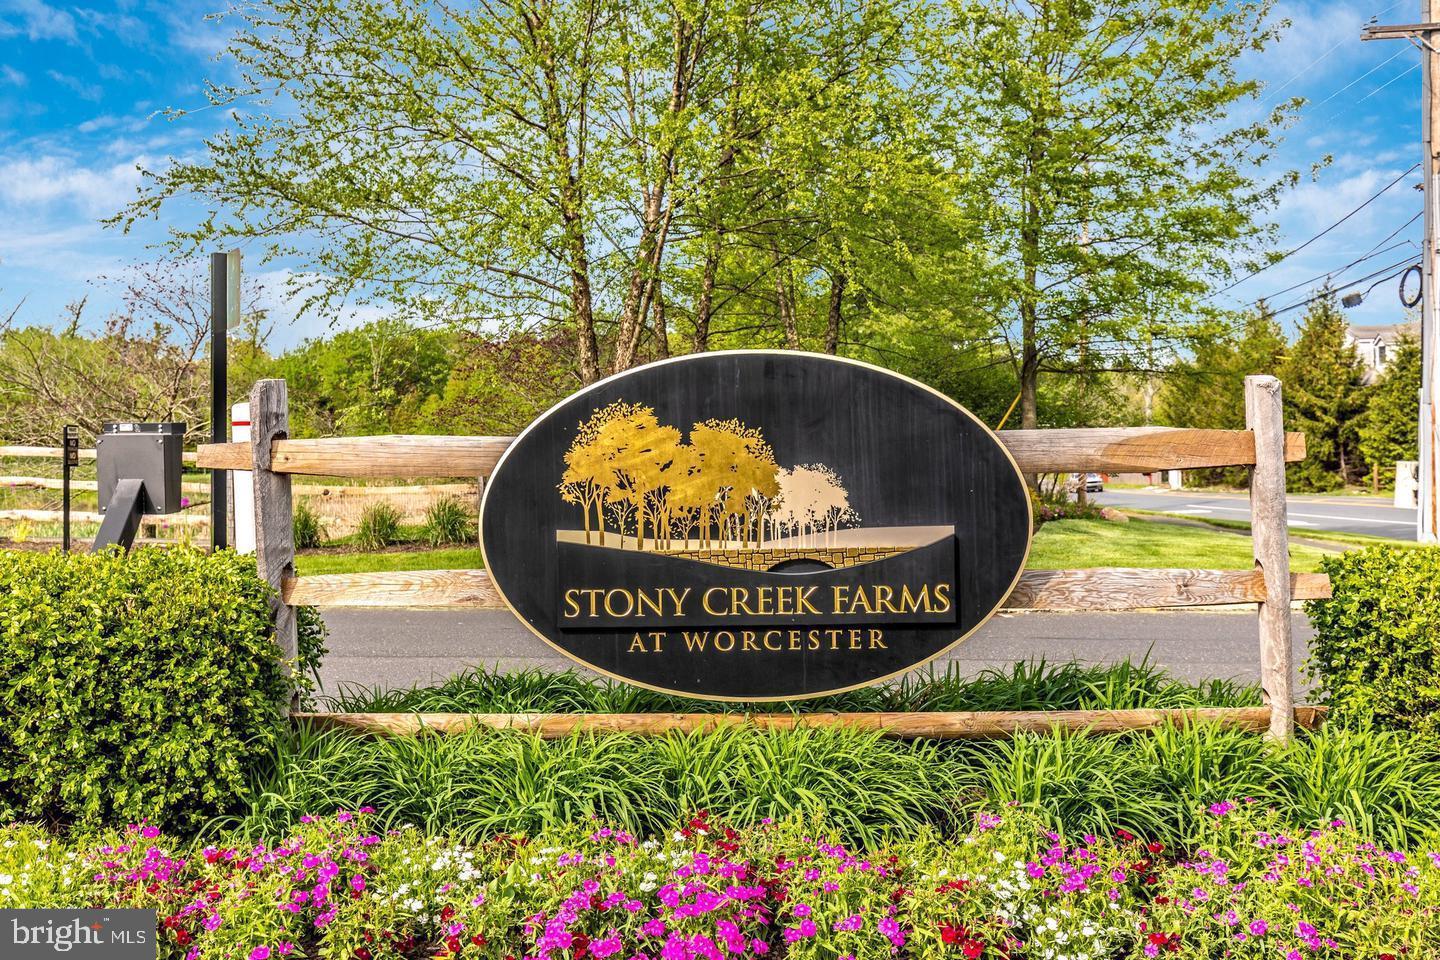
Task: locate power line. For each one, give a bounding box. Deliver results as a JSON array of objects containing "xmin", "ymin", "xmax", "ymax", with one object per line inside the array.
[
  {"xmin": 1254, "ymin": 236, "xmax": 1417, "ymax": 303},
  {"xmin": 1209, "ymin": 163, "xmax": 1420, "ymax": 299},
  {"xmin": 1268, "ymin": 255, "xmax": 1420, "ymax": 317}
]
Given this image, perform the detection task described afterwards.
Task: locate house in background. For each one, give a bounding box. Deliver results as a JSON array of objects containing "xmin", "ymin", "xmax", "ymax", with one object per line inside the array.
[{"xmin": 1345, "ymin": 321, "xmax": 1418, "ymax": 384}]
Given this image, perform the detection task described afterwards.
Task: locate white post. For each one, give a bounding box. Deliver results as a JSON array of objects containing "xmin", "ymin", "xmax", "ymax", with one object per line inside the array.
[{"xmin": 232, "ymin": 402, "xmax": 254, "ymax": 554}]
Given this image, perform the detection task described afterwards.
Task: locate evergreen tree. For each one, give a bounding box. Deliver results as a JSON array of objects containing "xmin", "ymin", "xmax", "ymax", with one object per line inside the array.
[
  {"xmin": 1358, "ymin": 333, "xmax": 1421, "ymax": 487},
  {"xmin": 1281, "ymin": 292, "xmax": 1368, "ymax": 491},
  {"xmin": 1158, "ymin": 304, "xmax": 1286, "ymax": 485}
]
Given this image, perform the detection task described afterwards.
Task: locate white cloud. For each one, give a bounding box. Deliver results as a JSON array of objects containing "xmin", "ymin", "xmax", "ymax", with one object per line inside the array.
[
  {"xmin": 247, "ymin": 266, "xmax": 394, "ymax": 349},
  {"xmin": 0, "ymin": 0, "xmax": 77, "ymax": 41},
  {"xmin": 46, "ymin": 70, "xmax": 102, "ymax": 102},
  {"xmin": 0, "ymin": 154, "xmax": 145, "ymax": 216},
  {"xmin": 0, "ymin": 65, "xmax": 25, "ymax": 87}
]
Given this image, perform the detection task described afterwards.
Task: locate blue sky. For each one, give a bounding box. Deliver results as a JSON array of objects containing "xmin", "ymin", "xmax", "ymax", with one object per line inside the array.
[{"xmin": 0, "ymin": 0, "xmax": 1429, "ymax": 352}]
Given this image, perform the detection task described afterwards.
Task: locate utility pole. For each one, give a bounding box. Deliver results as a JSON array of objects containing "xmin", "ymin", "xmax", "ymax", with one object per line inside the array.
[{"xmin": 1365, "ymin": 10, "xmax": 1440, "ymax": 541}]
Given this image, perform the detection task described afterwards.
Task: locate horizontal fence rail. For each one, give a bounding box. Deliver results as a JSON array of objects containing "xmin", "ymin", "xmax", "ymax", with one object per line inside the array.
[
  {"xmin": 292, "ymin": 705, "xmax": 1328, "ymax": 739},
  {"xmin": 198, "ymin": 426, "xmax": 1307, "ymax": 479},
  {"xmin": 282, "ymin": 567, "xmax": 1332, "ymax": 611},
  {"xmin": 1, "ymin": 445, "xmax": 199, "ymax": 464}
]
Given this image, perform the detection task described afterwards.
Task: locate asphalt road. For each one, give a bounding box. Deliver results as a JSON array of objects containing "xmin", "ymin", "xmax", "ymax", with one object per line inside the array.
[
  {"xmin": 315, "ymin": 608, "xmax": 1313, "ymax": 697},
  {"xmin": 1094, "ymin": 488, "xmax": 1416, "ymax": 540}
]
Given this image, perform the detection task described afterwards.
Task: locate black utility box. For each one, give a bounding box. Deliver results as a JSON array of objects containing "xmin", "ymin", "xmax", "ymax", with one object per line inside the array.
[{"xmin": 96, "ymin": 422, "xmax": 187, "ymax": 516}]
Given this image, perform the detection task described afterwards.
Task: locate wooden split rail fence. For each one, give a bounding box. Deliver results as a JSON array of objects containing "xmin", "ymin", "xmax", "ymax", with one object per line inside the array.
[{"xmin": 199, "ymin": 376, "xmax": 1326, "ymax": 741}]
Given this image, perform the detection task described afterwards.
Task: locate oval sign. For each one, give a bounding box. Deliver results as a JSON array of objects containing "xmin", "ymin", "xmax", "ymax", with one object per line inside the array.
[{"xmin": 481, "ymin": 351, "xmax": 1032, "ymax": 700}]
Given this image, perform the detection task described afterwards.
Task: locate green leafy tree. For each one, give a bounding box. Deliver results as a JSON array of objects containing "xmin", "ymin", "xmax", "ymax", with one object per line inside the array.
[
  {"xmin": 115, "ymin": 0, "xmax": 930, "ymax": 384},
  {"xmin": 1358, "ymin": 333, "xmax": 1421, "ymax": 487},
  {"xmin": 1159, "ymin": 304, "xmax": 1287, "ymax": 485},
  {"xmin": 929, "ymin": 0, "xmax": 1299, "ymax": 430},
  {"xmin": 278, "ymin": 319, "xmax": 452, "ymax": 437},
  {"xmin": 1281, "ymin": 293, "xmax": 1368, "ymax": 491}
]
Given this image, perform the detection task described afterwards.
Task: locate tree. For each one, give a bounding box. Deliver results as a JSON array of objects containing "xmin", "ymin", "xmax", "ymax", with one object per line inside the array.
[
  {"xmin": 277, "ymin": 319, "xmax": 451, "ymax": 437},
  {"xmin": 116, "ymin": 0, "xmax": 928, "ymax": 383},
  {"xmin": 1281, "ymin": 292, "xmax": 1368, "ymax": 491},
  {"xmin": 1358, "ymin": 332, "xmax": 1421, "ymax": 487},
  {"xmin": 0, "ymin": 261, "xmax": 269, "ymax": 445},
  {"xmin": 931, "ymin": 0, "xmax": 1299, "ymax": 430},
  {"xmin": 1158, "ymin": 303, "xmax": 1287, "ymax": 485}
]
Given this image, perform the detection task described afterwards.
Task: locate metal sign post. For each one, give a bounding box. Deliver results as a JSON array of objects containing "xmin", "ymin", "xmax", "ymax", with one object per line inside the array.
[
  {"xmin": 61, "ymin": 424, "xmax": 79, "ymax": 553},
  {"xmin": 210, "ymin": 250, "xmax": 241, "ymax": 551}
]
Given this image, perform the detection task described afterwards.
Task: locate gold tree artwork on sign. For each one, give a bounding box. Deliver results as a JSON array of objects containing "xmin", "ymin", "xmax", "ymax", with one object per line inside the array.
[{"xmin": 559, "ymin": 403, "xmax": 857, "ymax": 551}]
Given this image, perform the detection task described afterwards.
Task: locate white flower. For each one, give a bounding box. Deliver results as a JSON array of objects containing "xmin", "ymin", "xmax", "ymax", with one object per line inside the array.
[
  {"xmin": 1045, "ymin": 917, "xmax": 1059, "ymax": 931},
  {"xmin": 0, "ymin": 875, "xmax": 11, "ymax": 886}
]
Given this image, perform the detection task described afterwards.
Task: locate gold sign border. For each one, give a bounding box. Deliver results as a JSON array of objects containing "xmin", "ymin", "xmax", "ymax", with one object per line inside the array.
[{"xmin": 479, "ymin": 349, "xmax": 1035, "ymax": 702}]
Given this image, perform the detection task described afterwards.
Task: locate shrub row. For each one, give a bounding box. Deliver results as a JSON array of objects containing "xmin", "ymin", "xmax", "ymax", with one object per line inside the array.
[
  {"xmin": 0, "ymin": 547, "xmax": 324, "ymax": 832},
  {"xmin": 3, "ymin": 805, "xmax": 1436, "ymax": 959}
]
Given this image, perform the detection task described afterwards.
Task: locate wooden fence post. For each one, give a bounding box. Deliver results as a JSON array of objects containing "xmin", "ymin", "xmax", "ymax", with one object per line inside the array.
[
  {"xmin": 251, "ymin": 379, "xmax": 299, "ymax": 710},
  {"xmin": 1245, "ymin": 375, "xmax": 1294, "ymax": 741}
]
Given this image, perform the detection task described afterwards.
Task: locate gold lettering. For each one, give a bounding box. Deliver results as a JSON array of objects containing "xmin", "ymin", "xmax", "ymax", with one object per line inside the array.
[
  {"xmin": 807, "ymin": 629, "xmax": 821, "ymax": 650},
  {"xmin": 754, "ymin": 586, "xmax": 774, "ymax": 615},
  {"xmin": 665, "ymin": 587, "xmax": 691, "ymax": 616},
  {"xmin": 702, "ymin": 587, "xmax": 728, "ymax": 616},
  {"xmin": 741, "ymin": 631, "xmax": 759, "ymax": 652},
  {"xmin": 848, "ymin": 629, "xmax": 863, "ymax": 650},
  {"xmin": 873, "ymin": 585, "xmax": 897, "ymax": 614},
  {"xmin": 826, "ymin": 629, "xmax": 843, "ymax": 650},
  {"xmin": 650, "ymin": 631, "xmax": 665, "ymax": 652},
  {"xmin": 636, "ymin": 590, "xmax": 663, "ymax": 617},
  {"xmin": 563, "ymin": 589, "xmax": 582, "ymax": 619},
  {"xmin": 603, "ymin": 589, "xmax": 635, "ymax": 618},
  {"xmin": 583, "ymin": 589, "xmax": 603, "ymax": 618},
  {"xmin": 763, "ymin": 630, "xmax": 782, "ymax": 651},
  {"xmin": 831, "ymin": 585, "xmax": 849, "ymax": 613},
  {"xmin": 683, "ymin": 632, "xmax": 709, "ymax": 651},
  {"xmin": 868, "ymin": 628, "xmax": 887, "ymax": 649},
  {"xmin": 714, "ymin": 631, "xmax": 735, "ymax": 652},
  {"xmin": 846, "ymin": 589, "xmax": 875, "ymax": 615},
  {"xmin": 729, "ymin": 587, "xmax": 756, "ymax": 616},
  {"xmin": 796, "ymin": 586, "xmax": 820, "ymax": 615},
  {"xmin": 788, "ymin": 630, "xmax": 802, "ymax": 650},
  {"xmin": 933, "ymin": 583, "xmax": 952, "ymax": 613},
  {"xmin": 899, "ymin": 584, "xmax": 927, "ymax": 614},
  {"xmin": 627, "ymin": 633, "xmax": 647, "ymax": 653}
]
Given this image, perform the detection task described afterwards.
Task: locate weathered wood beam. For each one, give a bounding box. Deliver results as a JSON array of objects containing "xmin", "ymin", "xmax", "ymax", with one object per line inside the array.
[
  {"xmin": 281, "ymin": 567, "xmax": 1331, "ymax": 610},
  {"xmin": 0, "ymin": 445, "xmax": 198, "ymax": 463},
  {"xmin": 996, "ymin": 427, "xmax": 1306, "ymax": 474},
  {"xmin": 198, "ymin": 427, "xmax": 1305, "ymax": 479},
  {"xmin": 197, "ymin": 436, "xmax": 512, "ymax": 478},
  {"xmin": 291, "ymin": 706, "xmax": 1327, "ymax": 739}
]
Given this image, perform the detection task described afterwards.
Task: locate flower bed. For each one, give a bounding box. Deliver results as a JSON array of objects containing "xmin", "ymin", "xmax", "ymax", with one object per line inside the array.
[{"xmin": 3, "ymin": 804, "xmax": 1437, "ymax": 959}]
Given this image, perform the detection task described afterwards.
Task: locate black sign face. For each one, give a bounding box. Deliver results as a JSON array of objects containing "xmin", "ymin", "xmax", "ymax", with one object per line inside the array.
[{"xmin": 481, "ymin": 352, "xmax": 1031, "ymax": 700}]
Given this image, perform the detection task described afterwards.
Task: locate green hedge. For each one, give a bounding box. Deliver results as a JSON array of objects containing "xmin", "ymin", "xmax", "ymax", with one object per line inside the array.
[
  {"xmin": 1307, "ymin": 545, "xmax": 1440, "ymax": 736},
  {"xmin": 0, "ymin": 547, "xmax": 324, "ymax": 831}
]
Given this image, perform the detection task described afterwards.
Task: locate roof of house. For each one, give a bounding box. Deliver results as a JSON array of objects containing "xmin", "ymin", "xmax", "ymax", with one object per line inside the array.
[{"xmin": 1347, "ymin": 321, "xmax": 1419, "ymax": 342}]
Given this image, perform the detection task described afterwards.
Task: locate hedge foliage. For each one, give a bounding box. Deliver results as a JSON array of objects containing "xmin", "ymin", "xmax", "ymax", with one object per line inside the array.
[
  {"xmin": 1307, "ymin": 545, "xmax": 1440, "ymax": 736},
  {"xmin": 0, "ymin": 547, "xmax": 325, "ymax": 831}
]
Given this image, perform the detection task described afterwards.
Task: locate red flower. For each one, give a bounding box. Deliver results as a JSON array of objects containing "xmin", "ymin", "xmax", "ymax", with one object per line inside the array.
[
  {"xmin": 939, "ymin": 923, "xmax": 966, "ymax": 945},
  {"xmin": 470, "ymin": 935, "xmax": 487, "ymax": 947},
  {"xmin": 356, "ymin": 949, "xmax": 372, "ymax": 960},
  {"xmin": 1115, "ymin": 828, "xmax": 1137, "ymax": 843},
  {"xmin": 173, "ymin": 930, "xmax": 192, "ymax": 945},
  {"xmin": 962, "ymin": 940, "xmax": 985, "ymax": 959},
  {"xmin": 441, "ymin": 905, "xmax": 456, "ymax": 921},
  {"xmin": 445, "ymin": 935, "xmax": 462, "ymax": 954},
  {"xmin": 1147, "ymin": 841, "xmax": 1165, "ymax": 855}
]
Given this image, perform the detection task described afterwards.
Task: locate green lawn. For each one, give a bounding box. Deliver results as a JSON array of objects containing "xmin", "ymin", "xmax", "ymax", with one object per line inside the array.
[
  {"xmin": 289, "ymin": 516, "xmax": 1367, "ymax": 577},
  {"xmin": 1027, "ymin": 517, "xmax": 1335, "ymax": 572},
  {"xmin": 295, "ymin": 546, "xmax": 483, "ymax": 576}
]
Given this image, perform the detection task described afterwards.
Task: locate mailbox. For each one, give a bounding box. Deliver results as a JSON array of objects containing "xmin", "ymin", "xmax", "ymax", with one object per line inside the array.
[{"xmin": 94, "ymin": 422, "xmax": 187, "ymax": 549}]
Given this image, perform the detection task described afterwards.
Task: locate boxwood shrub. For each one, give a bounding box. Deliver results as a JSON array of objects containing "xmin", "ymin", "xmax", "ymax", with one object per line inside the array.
[
  {"xmin": 0, "ymin": 547, "xmax": 325, "ymax": 832},
  {"xmin": 1306, "ymin": 545, "xmax": 1440, "ymax": 736}
]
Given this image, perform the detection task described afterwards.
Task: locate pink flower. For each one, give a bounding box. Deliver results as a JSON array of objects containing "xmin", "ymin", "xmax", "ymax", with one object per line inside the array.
[
  {"xmin": 1248, "ymin": 919, "xmax": 1268, "ymax": 937},
  {"xmin": 250, "ymin": 949, "xmax": 271, "ymax": 960}
]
